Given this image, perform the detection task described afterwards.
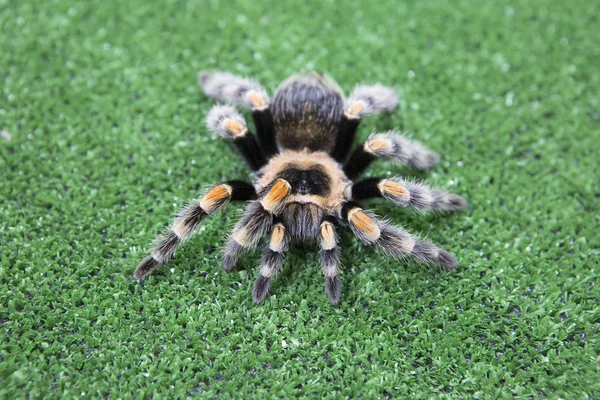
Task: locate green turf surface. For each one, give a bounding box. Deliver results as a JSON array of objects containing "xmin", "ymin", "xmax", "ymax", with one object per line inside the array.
[{"xmin": 1, "ymin": 0, "xmax": 599, "ymax": 398}]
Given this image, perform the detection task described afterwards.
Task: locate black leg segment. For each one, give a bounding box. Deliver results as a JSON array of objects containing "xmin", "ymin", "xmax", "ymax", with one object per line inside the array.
[
  {"xmin": 227, "ymin": 180, "xmax": 258, "ymax": 201},
  {"xmin": 233, "ymin": 133, "xmax": 267, "ymax": 171},
  {"xmin": 343, "ymin": 145, "xmax": 377, "ymax": 181},
  {"xmin": 331, "ymin": 116, "xmax": 360, "ymax": 162},
  {"xmin": 351, "ymin": 177, "xmax": 385, "ymax": 201},
  {"xmin": 252, "ymin": 108, "xmax": 278, "ymax": 159}
]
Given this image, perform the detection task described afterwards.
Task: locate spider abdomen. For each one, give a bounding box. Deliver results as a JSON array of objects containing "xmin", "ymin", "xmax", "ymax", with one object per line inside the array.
[{"xmin": 271, "ymin": 73, "xmax": 344, "ymax": 152}]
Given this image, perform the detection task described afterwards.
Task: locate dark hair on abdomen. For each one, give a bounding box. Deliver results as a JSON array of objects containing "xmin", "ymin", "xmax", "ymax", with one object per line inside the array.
[{"xmin": 271, "ymin": 73, "xmax": 344, "ymax": 152}]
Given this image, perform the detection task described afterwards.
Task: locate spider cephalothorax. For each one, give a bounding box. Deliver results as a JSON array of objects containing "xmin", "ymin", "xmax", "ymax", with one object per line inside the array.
[{"xmin": 134, "ymin": 71, "xmax": 468, "ymax": 304}]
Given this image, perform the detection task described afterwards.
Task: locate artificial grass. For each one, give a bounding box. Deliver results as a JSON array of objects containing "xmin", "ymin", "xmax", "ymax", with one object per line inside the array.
[{"xmin": 1, "ymin": 0, "xmax": 599, "ymax": 398}]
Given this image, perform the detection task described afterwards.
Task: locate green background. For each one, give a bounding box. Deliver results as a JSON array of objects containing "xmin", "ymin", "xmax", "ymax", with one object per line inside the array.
[{"xmin": 1, "ymin": 0, "xmax": 598, "ymax": 398}]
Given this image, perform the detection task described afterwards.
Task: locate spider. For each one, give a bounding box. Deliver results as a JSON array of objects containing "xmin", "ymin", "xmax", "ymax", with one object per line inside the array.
[{"xmin": 134, "ymin": 71, "xmax": 468, "ymax": 304}]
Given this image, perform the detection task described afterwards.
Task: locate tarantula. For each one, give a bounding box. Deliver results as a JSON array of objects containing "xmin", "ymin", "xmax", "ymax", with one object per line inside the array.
[{"xmin": 134, "ymin": 71, "xmax": 467, "ymax": 304}]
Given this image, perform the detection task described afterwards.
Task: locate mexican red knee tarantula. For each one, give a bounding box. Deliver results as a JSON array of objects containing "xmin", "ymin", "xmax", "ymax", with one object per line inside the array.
[{"xmin": 134, "ymin": 71, "xmax": 467, "ymax": 304}]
